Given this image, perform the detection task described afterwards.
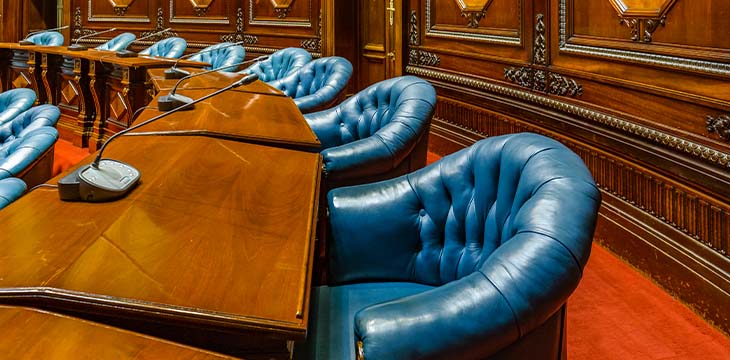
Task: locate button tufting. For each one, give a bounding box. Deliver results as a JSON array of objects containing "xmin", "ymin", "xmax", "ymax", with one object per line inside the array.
[{"xmin": 419, "ymin": 209, "xmax": 426, "ymax": 216}]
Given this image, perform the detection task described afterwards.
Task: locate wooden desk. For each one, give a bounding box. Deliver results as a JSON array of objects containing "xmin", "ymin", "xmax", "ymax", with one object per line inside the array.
[
  {"xmin": 0, "ymin": 306, "xmax": 236, "ymax": 359},
  {"xmin": 0, "ymin": 43, "xmax": 208, "ymax": 149},
  {"xmin": 0, "ymin": 84, "xmax": 321, "ymax": 359},
  {"xmin": 147, "ymin": 68, "xmax": 284, "ymax": 96}
]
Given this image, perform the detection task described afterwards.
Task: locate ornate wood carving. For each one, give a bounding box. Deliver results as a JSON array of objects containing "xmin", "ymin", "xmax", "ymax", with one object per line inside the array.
[
  {"xmin": 109, "ymin": 0, "xmax": 134, "ymax": 16},
  {"xmin": 271, "ymin": 0, "xmax": 295, "ymax": 19},
  {"xmin": 73, "ymin": 7, "xmax": 94, "ymax": 38},
  {"xmin": 609, "ymin": 0, "xmax": 676, "ymax": 43},
  {"xmin": 141, "ymin": 8, "xmax": 178, "ymax": 40},
  {"xmin": 504, "ymin": 67, "xmax": 582, "ymax": 97},
  {"xmin": 707, "ymin": 115, "xmax": 730, "ymax": 142},
  {"xmin": 407, "ymin": 66, "xmax": 730, "ymax": 170},
  {"xmin": 534, "ymin": 14, "xmax": 546, "ymax": 65},
  {"xmin": 300, "ymin": 9, "xmax": 322, "ymax": 53},
  {"xmin": 190, "ymin": 0, "xmax": 214, "ymax": 17},
  {"xmin": 220, "ymin": 8, "xmax": 258, "ymax": 44},
  {"xmin": 408, "ymin": 10, "xmax": 440, "ymax": 67},
  {"xmin": 455, "ymin": 0, "xmax": 493, "ymax": 28}
]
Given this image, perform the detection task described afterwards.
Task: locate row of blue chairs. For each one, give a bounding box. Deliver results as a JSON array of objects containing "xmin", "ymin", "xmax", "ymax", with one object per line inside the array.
[{"xmin": 0, "ymin": 89, "xmax": 60, "ymax": 209}]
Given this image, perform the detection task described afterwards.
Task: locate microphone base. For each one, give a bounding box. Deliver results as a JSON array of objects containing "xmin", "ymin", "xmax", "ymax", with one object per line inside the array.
[
  {"xmin": 116, "ymin": 50, "xmax": 138, "ymax": 58},
  {"xmin": 59, "ymin": 159, "xmax": 140, "ymax": 202},
  {"xmin": 164, "ymin": 68, "xmax": 190, "ymax": 79},
  {"xmin": 67, "ymin": 44, "xmax": 87, "ymax": 51},
  {"xmin": 18, "ymin": 40, "xmax": 34, "ymax": 46},
  {"xmin": 158, "ymin": 93, "xmax": 195, "ymax": 112}
]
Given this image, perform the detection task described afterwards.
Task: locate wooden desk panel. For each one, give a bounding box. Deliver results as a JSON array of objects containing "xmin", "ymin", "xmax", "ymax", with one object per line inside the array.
[
  {"xmin": 0, "ymin": 306, "xmax": 236, "ymax": 359},
  {"xmin": 136, "ymin": 86, "xmax": 320, "ymax": 149},
  {"xmin": 0, "ymin": 135, "xmax": 321, "ymax": 356},
  {"xmin": 147, "ymin": 68, "xmax": 284, "ymax": 96}
]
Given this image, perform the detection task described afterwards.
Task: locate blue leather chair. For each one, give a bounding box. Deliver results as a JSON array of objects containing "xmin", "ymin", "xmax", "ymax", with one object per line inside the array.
[
  {"xmin": 296, "ymin": 133, "xmax": 602, "ymax": 360},
  {"xmin": 0, "ymin": 105, "xmax": 60, "ymax": 183},
  {"xmin": 304, "ymin": 76, "xmax": 435, "ymax": 188},
  {"xmin": 241, "ymin": 47, "xmax": 312, "ymax": 82},
  {"xmin": 23, "ymin": 31, "xmax": 64, "ymax": 46},
  {"xmin": 0, "ymin": 177, "xmax": 25, "ymax": 210},
  {"xmin": 139, "ymin": 37, "xmax": 187, "ymax": 58},
  {"xmin": 189, "ymin": 42, "xmax": 246, "ymax": 71},
  {"xmin": 268, "ymin": 56, "xmax": 353, "ymax": 114},
  {"xmin": 95, "ymin": 32, "xmax": 136, "ymax": 51},
  {"xmin": 0, "ymin": 89, "xmax": 36, "ymax": 126}
]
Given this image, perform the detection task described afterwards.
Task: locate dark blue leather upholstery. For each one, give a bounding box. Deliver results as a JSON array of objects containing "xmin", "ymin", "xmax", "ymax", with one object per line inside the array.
[
  {"xmin": 0, "ymin": 177, "xmax": 25, "ymax": 210},
  {"xmin": 304, "ymin": 76, "xmax": 435, "ymax": 186},
  {"xmin": 0, "ymin": 105, "xmax": 60, "ymax": 179},
  {"xmin": 95, "ymin": 32, "xmax": 136, "ymax": 51},
  {"xmin": 268, "ymin": 56, "xmax": 353, "ymax": 113},
  {"xmin": 241, "ymin": 47, "xmax": 312, "ymax": 82},
  {"xmin": 297, "ymin": 133, "xmax": 601, "ymax": 359},
  {"xmin": 24, "ymin": 32, "xmax": 65, "ymax": 46},
  {"xmin": 0, "ymin": 89, "xmax": 36, "ymax": 126},
  {"xmin": 139, "ymin": 37, "xmax": 187, "ymax": 58},
  {"xmin": 188, "ymin": 42, "xmax": 246, "ymax": 71}
]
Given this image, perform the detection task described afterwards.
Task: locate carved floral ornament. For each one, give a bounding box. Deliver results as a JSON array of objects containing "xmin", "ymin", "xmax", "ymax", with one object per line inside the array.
[
  {"xmin": 108, "ymin": 0, "xmax": 134, "ymax": 16},
  {"xmin": 608, "ymin": 0, "xmax": 678, "ymax": 42},
  {"xmin": 455, "ymin": 0, "xmax": 494, "ymax": 28}
]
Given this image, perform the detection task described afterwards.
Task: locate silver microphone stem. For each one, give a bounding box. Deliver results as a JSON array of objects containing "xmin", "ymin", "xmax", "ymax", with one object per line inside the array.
[{"xmin": 74, "ymin": 27, "xmax": 117, "ymax": 45}]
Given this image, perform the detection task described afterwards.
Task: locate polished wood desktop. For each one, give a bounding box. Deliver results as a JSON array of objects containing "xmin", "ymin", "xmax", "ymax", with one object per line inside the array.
[
  {"xmin": 147, "ymin": 68, "xmax": 284, "ymax": 96},
  {"xmin": 0, "ymin": 306, "xmax": 237, "ymax": 359},
  {"xmin": 0, "ymin": 79, "xmax": 321, "ymax": 359}
]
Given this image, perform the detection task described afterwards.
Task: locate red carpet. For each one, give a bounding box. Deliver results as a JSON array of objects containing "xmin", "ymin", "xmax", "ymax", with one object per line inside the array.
[{"xmin": 52, "ymin": 139, "xmax": 89, "ymax": 176}]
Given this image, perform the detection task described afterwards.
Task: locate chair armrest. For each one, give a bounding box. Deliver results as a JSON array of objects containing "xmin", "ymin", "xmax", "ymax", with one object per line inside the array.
[
  {"xmin": 354, "ymin": 231, "xmax": 585, "ymax": 359},
  {"xmin": 0, "ymin": 177, "xmax": 26, "ymax": 209},
  {"xmin": 0, "ymin": 128, "xmax": 58, "ymax": 176},
  {"xmin": 353, "ymin": 273, "xmax": 520, "ymax": 359}
]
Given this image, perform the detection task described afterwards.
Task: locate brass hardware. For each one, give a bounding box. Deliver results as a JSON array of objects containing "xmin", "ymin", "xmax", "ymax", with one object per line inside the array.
[
  {"xmin": 387, "ymin": 51, "xmax": 396, "ymax": 62},
  {"xmin": 387, "ymin": 0, "xmax": 395, "ymax": 26}
]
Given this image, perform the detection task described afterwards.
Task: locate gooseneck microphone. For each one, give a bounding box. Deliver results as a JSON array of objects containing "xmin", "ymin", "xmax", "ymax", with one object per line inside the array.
[
  {"xmin": 57, "ymin": 73, "xmax": 259, "ymax": 202},
  {"xmin": 164, "ymin": 41, "xmax": 245, "ymax": 79},
  {"xmin": 157, "ymin": 55, "xmax": 268, "ymax": 111},
  {"xmin": 19, "ymin": 25, "xmax": 70, "ymax": 45},
  {"xmin": 68, "ymin": 28, "xmax": 117, "ymax": 51},
  {"xmin": 115, "ymin": 27, "xmax": 173, "ymax": 57}
]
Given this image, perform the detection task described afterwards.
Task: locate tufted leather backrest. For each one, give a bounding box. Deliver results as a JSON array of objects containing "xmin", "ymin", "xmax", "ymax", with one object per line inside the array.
[
  {"xmin": 25, "ymin": 32, "xmax": 64, "ymax": 46},
  {"xmin": 328, "ymin": 133, "xmax": 601, "ymax": 286},
  {"xmin": 0, "ymin": 105, "xmax": 60, "ymax": 179},
  {"xmin": 95, "ymin": 33, "xmax": 136, "ymax": 51},
  {"xmin": 304, "ymin": 76, "xmax": 435, "ymax": 182},
  {"xmin": 139, "ymin": 37, "xmax": 187, "ymax": 58},
  {"xmin": 0, "ymin": 89, "xmax": 36, "ymax": 126},
  {"xmin": 242, "ymin": 47, "xmax": 312, "ymax": 82},
  {"xmin": 268, "ymin": 56, "xmax": 353, "ymax": 113},
  {"xmin": 188, "ymin": 42, "xmax": 246, "ymax": 71},
  {"xmin": 0, "ymin": 177, "xmax": 26, "ymax": 209}
]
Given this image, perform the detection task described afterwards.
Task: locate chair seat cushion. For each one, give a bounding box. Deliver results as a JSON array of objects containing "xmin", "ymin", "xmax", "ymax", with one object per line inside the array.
[{"xmin": 294, "ymin": 282, "xmax": 433, "ymax": 360}]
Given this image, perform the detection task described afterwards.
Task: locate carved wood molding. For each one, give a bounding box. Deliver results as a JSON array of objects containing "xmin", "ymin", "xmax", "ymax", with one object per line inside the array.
[
  {"xmin": 220, "ymin": 8, "xmax": 258, "ymax": 44},
  {"xmin": 425, "ymin": 0, "xmax": 522, "ymax": 45},
  {"xmin": 140, "ymin": 8, "xmax": 178, "ymax": 40},
  {"xmin": 248, "ymin": 0, "xmax": 311, "ymax": 27},
  {"xmin": 609, "ymin": 0, "xmax": 676, "ymax": 43},
  {"xmin": 73, "ymin": 7, "xmax": 95, "ymax": 38},
  {"xmin": 408, "ymin": 10, "xmax": 440, "ymax": 67},
  {"xmin": 559, "ymin": 0, "xmax": 730, "ymax": 76},
  {"xmin": 300, "ymin": 10, "xmax": 322, "ymax": 53},
  {"xmin": 432, "ymin": 96, "xmax": 730, "ymax": 259},
  {"xmin": 190, "ymin": 0, "xmax": 214, "ymax": 17},
  {"xmin": 271, "ymin": 0, "xmax": 294, "ymax": 19},
  {"xmin": 109, "ymin": 0, "xmax": 134, "ymax": 16},
  {"xmin": 707, "ymin": 114, "xmax": 730, "ymax": 142},
  {"xmin": 406, "ymin": 66, "xmax": 730, "ymax": 171},
  {"xmin": 455, "ymin": 0, "xmax": 494, "ymax": 29},
  {"xmin": 534, "ymin": 13, "xmax": 547, "ymax": 65},
  {"xmin": 504, "ymin": 67, "xmax": 582, "ymax": 97}
]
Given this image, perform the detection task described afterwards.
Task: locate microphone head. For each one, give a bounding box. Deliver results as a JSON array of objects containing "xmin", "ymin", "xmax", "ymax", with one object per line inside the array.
[
  {"xmin": 233, "ymin": 73, "xmax": 259, "ymax": 87},
  {"xmin": 67, "ymin": 44, "xmax": 88, "ymax": 51},
  {"xmin": 157, "ymin": 93, "xmax": 195, "ymax": 112},
  {"xmin": 116, "ymin": 49, "xmax": 139, "ymax": 58},
  {"xmin": 164, "ymin": 67, "xmax": 191, "ymax": 79}
]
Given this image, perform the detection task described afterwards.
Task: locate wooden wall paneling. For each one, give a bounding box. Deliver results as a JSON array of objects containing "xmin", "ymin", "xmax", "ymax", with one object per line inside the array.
[{"xmin": 359, "ymin": 0, "xmax": 387, "ymax": 88}]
